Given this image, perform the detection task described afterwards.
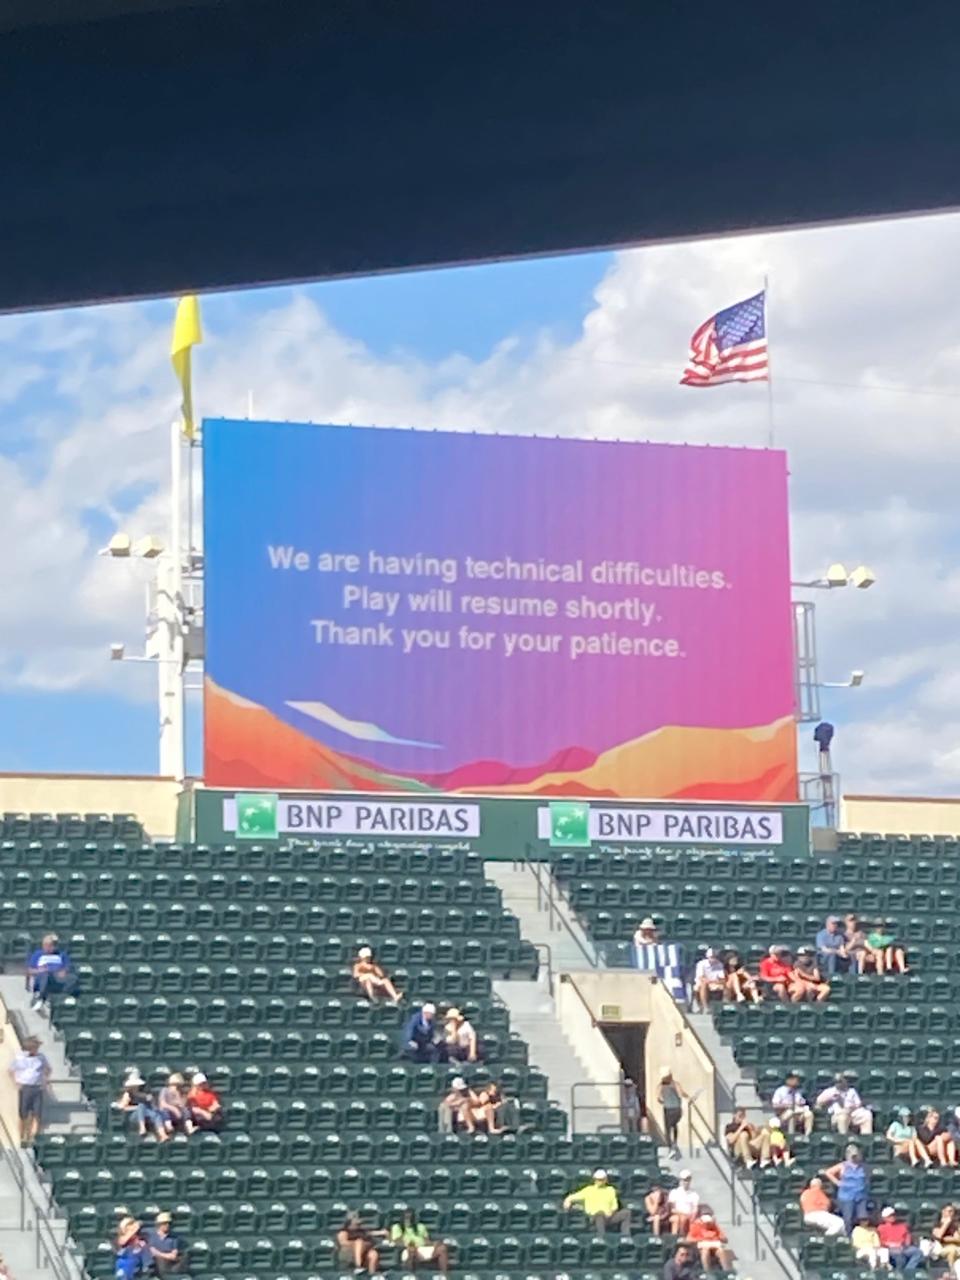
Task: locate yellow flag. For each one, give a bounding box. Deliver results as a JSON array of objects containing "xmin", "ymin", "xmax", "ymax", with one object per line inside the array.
[{"xmin": 170, "ymin": 295, "xmax": 203, "ymax": 439}]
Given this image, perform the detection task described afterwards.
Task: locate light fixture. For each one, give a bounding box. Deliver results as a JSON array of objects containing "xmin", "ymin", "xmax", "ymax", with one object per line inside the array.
[
  {"xmin": 110, "ymin": 642, "xmax": 125, "ymax": 660},
  {"xmin": 825, "ymin": 563, "xmax": 849, "ymax": 588},
  {"xmin": 849, "ymin": 565, "xmax": 875, "ymax": 590},
  {"xmin": 820, "ymin": 670, "xmax": 866, "ymax": 689},
  {"xmin": 133, "ymin": 535, "xmax": 164, "ymax": 559},
  {"xmin": 100, "ymin": 532, "xmax": 132, "ymax": 558}
]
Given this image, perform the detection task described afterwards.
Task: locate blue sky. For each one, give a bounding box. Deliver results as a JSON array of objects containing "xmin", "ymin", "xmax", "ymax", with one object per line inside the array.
[{"xmin": 5, "ymin": 215, "xmax": 960, "ymax": 794}]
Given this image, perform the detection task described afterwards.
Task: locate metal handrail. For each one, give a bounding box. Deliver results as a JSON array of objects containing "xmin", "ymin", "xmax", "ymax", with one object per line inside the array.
[
  {"xmin": 558, "ymin": 973, "xmax": 598, "ymax": 1025},
  {"xmin": 570, "ymin": 1078, "xmax": 630, "ymax": 1134},
  {"xmin": 516, "ymin": 843, "xmax": 599, "ymax": 969},
  {"xmin": 532, "ymin": 942, "xmax": 553, "ymax": 990}
]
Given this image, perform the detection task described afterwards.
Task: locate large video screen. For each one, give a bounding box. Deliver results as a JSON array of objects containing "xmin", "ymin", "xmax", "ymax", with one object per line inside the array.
[{"xmin": 203, "ymin": 420, "xmax": 796, "ymax": 800}]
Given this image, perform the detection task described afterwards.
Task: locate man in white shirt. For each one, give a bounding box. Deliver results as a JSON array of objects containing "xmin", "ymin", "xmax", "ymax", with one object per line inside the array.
[
  {"xmin": 771, "ymin": 1071, "xmax": 814, "ymax": 1135},
  {"xmin": 816, "ymin": 1073, "xmax": 873, "ymax": 1135},
  {"xmin": 693, "ymin": 948, "xmax": 726, "ymax": 1012},
  {"xmin": 8, "ymin": 1035, "xmax": 50, "ymax": 1146},
  {"xmin": 667, "ymin": 1170, "xmax": 700, "ymax": 1237}
]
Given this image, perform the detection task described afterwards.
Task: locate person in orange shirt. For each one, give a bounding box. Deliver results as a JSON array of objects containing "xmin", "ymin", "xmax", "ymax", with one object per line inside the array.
[
  {"xmin": 799, "ymin": 1176, "xmax": 845, "ymax": 1236},
  {"xmin": 687, "ymin": 1209, "xmax": 733, "ymax": 1271}
]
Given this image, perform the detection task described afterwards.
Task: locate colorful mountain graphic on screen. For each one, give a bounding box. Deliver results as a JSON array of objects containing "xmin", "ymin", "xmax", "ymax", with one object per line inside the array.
[{"xmin": 205, "ymin": 679, "xmax": 797, "ymax": 802}]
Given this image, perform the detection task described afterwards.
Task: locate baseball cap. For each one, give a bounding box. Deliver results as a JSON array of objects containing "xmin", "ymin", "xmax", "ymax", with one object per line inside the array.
[
  {"xmin": 192, "ymin": 1071, "xmax": 207, "ymax": 1084},
  {"xmin": 422, "ymin": 1002, "xmax": 436, "ymax": 1015},
  {"xmin": 881, "ymin": 1207, "xmax": 895, "ymax": 1218},
  {"xmin": 451, "ymin": 1076, "xmax": 467, "ymax": 1090},
  {"xmin": 358, "ymin": 946, "xmax": 372, "ymax": 958},
  {"xmin": 156, "ymin": 1212, "xmax": 173, "ymax": 1225},
  {"xmin": 639, "ymin": 917, "xmax": 656, "ymax": 929},
  {"xmin": 593, "ymin": 1168, "xmax": 608, "ymax": 1181},
  {"xmin": 680, "ymin": 1169, "xmax": 692, "ymax": 1180}
]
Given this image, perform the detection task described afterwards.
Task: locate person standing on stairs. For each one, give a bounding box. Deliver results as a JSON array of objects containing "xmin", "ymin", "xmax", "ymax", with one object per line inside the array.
[
  {"xmin": 8, "ymin": 1034, "xmax": 50, "ymax": 1147},
  {"xmin": 658, "ymin": 1068, "xmax": 687, "ymax": 1157}
]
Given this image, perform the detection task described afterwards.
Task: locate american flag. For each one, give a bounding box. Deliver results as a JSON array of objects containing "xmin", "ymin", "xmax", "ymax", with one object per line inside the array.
[{"xmin": 680, "ymin": 290, "xmax": 768, "ymax": 386}]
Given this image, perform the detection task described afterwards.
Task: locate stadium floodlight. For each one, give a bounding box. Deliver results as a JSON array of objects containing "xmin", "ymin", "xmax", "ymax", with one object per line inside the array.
[
  {"xmin": 99, "ymin": 532, "xmax": 132, "ymax": 558},
  {"xmin": 132, "ymin": 535, "xmax": 164, "ymax": 559},
  {"xmin": 793, "ymin": 562, "xmax": 877, "ymax": 590},
  {"xmin": 849, "ymin": 565, "xmax": 876, "ymax": 590},
  {"xmin": 824, "ymin": 563, "xmax": 849, "ymax": 588},
  {"xmin": 820, "ymin": 670, "xmax": 865, "ymax": 689},
  {"xmin": 110, "ymin": 642, "xmax": 125, "ymax": 660}
]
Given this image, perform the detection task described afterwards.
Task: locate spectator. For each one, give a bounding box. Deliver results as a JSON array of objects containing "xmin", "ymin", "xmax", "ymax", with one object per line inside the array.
[
  {"xmin": 491, "ymin": 1083, "xmax": 521, "ymax": 1133},
  {"xmin": 622, "ymin": 1076, "xmax": 642, "ymax": 1133},
  {"xmin": 437, "ymin": 1076, "xmax": 472, "ymax": 1134},
  {"xmin": 115, "ymin": 1070, "xmax": 168, "ymax": 1143},
  {"xmin": 687, "ymin": 1209, "xmax": 733, "ymax": 1272},
  {"xmin": 947, "ymin": 1107, "xmax": 960, "ymax": 1156},
  {"xmin": 27, "ymin": 933, "xmax": 78, "ymax": 1012},
  {"xmin": 723, "ymin": 951, "xmax": 760, "ymax": 1005},
  {"xmin": 114, "ymin": 1217, "xmax": 150, "ymax": 1279},
  {"xmin": 633, "ymin": 918, "xmax": 685, "ymax": 1001},
  {"xmin": 390, "ymin": 1207, "xmax": 450, "ymax": 1274},
  {"xmin": 563, "ymin": 1168, "xmax": 632, "ymax": 1235},
  {"xmin": 8, "ymin": 1035, "xmax": 50, "ymax": 1148},
  {"xmin": 771, "ymin": 1071, "xmax": 814, "ymax": 1135},
  {"xmin": 663, "ymin": 1243, "xmax": 703, "ymax": 1280},
  {"xmin": 790, "ymin": 947, "xmax": 831, "ymax": 1003},
  {"xmin": 658, "ymin": 1069, "xmax": 687, "ymax": 1158},
  {"xmin": 762, "ymin": 1115, "xmax": 793, "ymax": 1167},
  {"xmin": 799, "ymin": 1176, "xmax": 846, "ymax": 1237},
  {"xmin": 815, "ymin": 916, "xmax": 848, "ymax": 978},
  {"xmin": 886, "ymin": 1106, "xmax": 931, "ymax": 1168},
  {"xmin": 352, "ymin": 946, "xmax": 402, "ymax": 1003},
  {"xmin": 444, "ymin": 1007, "xmax": 479, "ymax": 1063},
  {"xmin": 824, "ymin": 1145, "xmax": 871, "ymax": 1235},
  {"xmin": 851, "ymin": 1214, "xmax": 889, "ymax": 1271},
  {"xmin": 693, "ymin": 948, "xmax": 726, "ymax": 1012},
  {"xmin": 336, "ymin": 1211, "xmax": 383, "ymax": 1276},
  {"xmin": 667, "ymin": 1170, "xmax": 700, "ymax": 1237},
  {"xmin": 758, "ymin": 946, "xmax": 794, "ymax": 1002},
  {"xmin": 645, "ymin": 1184, "xmax": 671, "ymax": 1237},
  {"xmin": 158, "ymin": 1073, "xmax": 194, "ymax": 1135},
  {"xmin": 864, "ymin": 923, "xmax": 909, "ymax": 976},
  {"xmin": 724, "ymin": 1108, "xmax": 763, "ymax": 1167},
  {"xmin": 932, "ymin": 1204, "xmax": 960, "ymax": 1271},
  {"xmin": 844, "ymin": 913, "xmax": 869, "ymax": 974},
  {"xmin": 143, "ymin": 1212, "xmax": 188, "ymax": 1277},
  {"xmin": 816, "ymin": 1073, "xmax": 874, "ymax": 1136},
  {"xmin": 401, "ymin": 1002, "xmax": 443, "ymax": 1063},
  {"xmin": 918, "ymin": 1106, "xmax": 957, "ymax": 1167},
  {"xmin": 186, "ymin": 1071, "xmax": 223, "ymax": 1133},
  {"xmin": 468, "ymin": 1084, "xmax": 505, "ymax": 1135},
  {"xmin": 876, "ymin": 1206, "xmax": 924, "ymax": 1272}
]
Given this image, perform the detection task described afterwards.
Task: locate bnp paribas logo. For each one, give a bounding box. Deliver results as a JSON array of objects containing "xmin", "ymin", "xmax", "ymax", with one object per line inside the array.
[
  {"xmin": 549, "ymin": 801, "xmax": 591, "ymax": 848},
  {"xmin": 236, "ymin": 792, "xmax": 278, "ymax": 839}
]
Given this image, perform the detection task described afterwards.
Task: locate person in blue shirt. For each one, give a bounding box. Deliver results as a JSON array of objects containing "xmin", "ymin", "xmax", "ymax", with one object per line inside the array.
[
  {"xmin": 114, "ymin": 1217, "xmax": 151, "ymax": 1279},
  {"xmin": 27, "ymin": 933, "xmax": 78, "ymax": 1011},
  {"xmin": 143, "ymin": 1211, "xmax": 188, "ymax": 1276},
  {"xmin": 401, "ymin": 1002, "xmax": 443, "ymax": 1062},
  {"xmin": 824, "ymin": 1144, "xmax": 870, "ymax": 1235},
  {"xmin": 814, "ymin": 916, "xmax": 848, "ymax": 978}
]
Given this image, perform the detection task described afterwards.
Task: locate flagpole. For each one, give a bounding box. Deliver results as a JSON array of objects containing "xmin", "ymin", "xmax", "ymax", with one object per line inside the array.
[{"xmin": 764, "ymin": 272, "xmax": 775, "ymax": 448}]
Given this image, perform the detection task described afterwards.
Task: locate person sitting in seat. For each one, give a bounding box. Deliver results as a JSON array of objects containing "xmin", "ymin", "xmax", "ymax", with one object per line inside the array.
[
  {"xmin": 844, "ymin": 913, "xmax": 869, "ymax": 974},
  {"xmin": 864, "ymin": 922, "xmax": 909, "ymax": 975},
  {"xmin": 390, "ymin": 1207, "xmax": 450, "ymax": 1273},
  {"xmin": 693, "ymin": 948, "xmax": 726, "ymax": 1012},
  {"xmin": 876, "ymin": 1205, "xmax": 924, "ymax": 1272},
  {"xmin": 115, "ymin": 1070, "xmax": 168, "ymax": 1142},
  {"xmin": 438, "ymin": 1076, "xmax": 473, "ymax": 1134},
  {"xmin": 932, "ymin": 1203, "xmax": 960, "ymax": 1271},
  {"xmin": 762, "ymin": 1115, "xmax": 793, "ymax": 1166},
  {"xmin": 771, "ymin": 1071, "xmax": 814, "ymax": 1135},
  {"xmin": 469, "ymin": 1083, "xmax": 505, "ymax": 1135},
  {"xmin": 27, "ymin": 933, "xmax": 79, "ymax": 1012},
  {"xmin": 663, "ymin": 1243, "xmax": 703, "ymax": 1280},
  {"xmin": 687, "ymin": 1208, "xmax": 733, "ymax": 1273},
  {"xmin": 444, "ymin": 1007, "xmax": 479, "ymax": 1063},
  {"xmin": 336, "ymin": 1211, "xmax": 384, "ymax": 1276},
  {"xmin": 851, "ymin": 1214, "xmax": 889, "ymax": 1271},
  {"xmin": 724, "ymin": 1108, "xmax": 763, "ymax": 1167},
  {"xmin": 815, "ymin": 916, "xmax": 848, "ymax": 979},
  {"xmin": 799, "ymin": 1176, "xmax": 846, "ymax": 1237},
  {"xmin": 667, "ymin": 1170, "xmax": 700, "ymax": 1237},
  {"xmin": 790, "ymin": 947, "xmax": 831, "ymax": 1003},
  {"xmin": 633, "ymin": 917, "xmax": 685, "ymax": 1001},
  {"xmin": 723, "ymin": 951, "xmax": 760, "ymax": 1004},
  {"xmin": 143, "ymin": 1211, "xmax": 188, "ymax": 1277},
  {"xmin": 186, "ymin": 1071, "xmax": 223, "ymax": 1132},
  {"xmin": 114, "ymin": 1216, "xmax": 151, "ymax": 1278},
  {"xmin": 352, "ymin": 946, "xmax": 402, "ymax": 1003},
  {"xmin": 886, "ymin": 1106, "xmax": 931, "ymax": 1168},
  {"xmin": 758, "ymin": 946, "xmax": 794, "ymax": 1002},
  {"xmin": 563, "ymin": 1167, "xmax": 632, "ymax": 1235},
  {"xmin": 645, "ymin": 1184, "xmax": 671, "ymax": 1236},
  {"xmin": 918, "ymin": 1105, "xmax": 958, "ymax": 1167},
  {"xmin": 816, "ymin": 1073, "xmax": 874, "ymax": 1135},
  {"xmin": 401, "ymin": 1003, "xmax": 443, "ymax": 1063},
  {"xmin": 158, "ymin": 1073, "xmax": 194, "ymax": 1136}
]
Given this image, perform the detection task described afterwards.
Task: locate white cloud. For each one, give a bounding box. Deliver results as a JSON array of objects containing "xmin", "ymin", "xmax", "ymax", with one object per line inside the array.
[{"xmin": 2, "ymin": 213, "xmax": 960, "ymax": 794}]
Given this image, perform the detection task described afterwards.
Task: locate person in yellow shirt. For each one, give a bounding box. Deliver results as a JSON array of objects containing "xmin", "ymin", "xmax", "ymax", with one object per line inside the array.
[
  {"xmin": 562, "ymin": 1168, "xmax": 632, "ymax": 1235},
  {"xmin": 851, "ymin": 1216, "xmax": 889, "ymax": 1271}
]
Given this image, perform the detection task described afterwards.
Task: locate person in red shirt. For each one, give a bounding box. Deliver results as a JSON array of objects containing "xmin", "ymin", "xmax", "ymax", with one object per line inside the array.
[
  {"xmin": 186, "ymin": 1071, "xmax": 224, "ymax": 1132},
  {"xmin": 758, "ymin": 945, "xmax": 794, "ymax": 1001},
  {"xmin": 687, "ymin": 1209, "xmax": 733, "ymax": 1271},
  {"xmin": 876, "ymin": 1206, "xmax": 923, "ymax": 1271}
]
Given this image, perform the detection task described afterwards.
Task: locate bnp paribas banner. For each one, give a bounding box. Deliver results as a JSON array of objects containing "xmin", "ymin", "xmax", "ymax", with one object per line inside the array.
[{"xmin": 192, "ymin": 789, "xmax": 809, "ymax": 859}]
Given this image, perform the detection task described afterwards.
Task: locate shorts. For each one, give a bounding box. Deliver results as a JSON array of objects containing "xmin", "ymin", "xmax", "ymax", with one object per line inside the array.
[{"xmin": 18, "ymin": 1085, "xmax": 43, "ymax": 1119}]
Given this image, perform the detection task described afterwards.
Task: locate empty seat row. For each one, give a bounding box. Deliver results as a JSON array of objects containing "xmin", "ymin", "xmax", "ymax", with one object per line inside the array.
[
  {"xmin": 565, "ymin": 878, "xmax": 960, "ymax": 913},
  {"xmin": 554, "ymin": 849, "xmax": 960, "ymax": 882},
  {"xmin": 1, "ymin": 811, "xmax": 143, "ymax": 841},
  {"xmin": 716, "ymin": 999, "xmax": 960, "ymax": 1035}
]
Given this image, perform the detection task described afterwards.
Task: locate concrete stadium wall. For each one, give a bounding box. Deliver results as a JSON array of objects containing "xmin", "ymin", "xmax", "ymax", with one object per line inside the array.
[
  {"xmin": 0, "ymin": 774, "xmax": 181, "ymax": 839},
  {"xmin": 842, "ymin": 793, "xmax": 960, "ymax": 836},
  {"xmin": 0, "ymin": 994, "xmax": 24, "ymax": 1147}
]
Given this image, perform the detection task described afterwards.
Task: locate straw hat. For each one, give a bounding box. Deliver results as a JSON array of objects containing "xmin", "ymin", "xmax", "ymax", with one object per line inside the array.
[
  {"xmin": 116, "ymin": 1217, "xmax": 141, "ymax": 1246},
  {"xmin": 167, "ymin": 1072, "xmax": 184, "ymax": 1085},
  {"xmin": 123, "ymin": 1070, "xmax": 144, "ymax": 1088}
]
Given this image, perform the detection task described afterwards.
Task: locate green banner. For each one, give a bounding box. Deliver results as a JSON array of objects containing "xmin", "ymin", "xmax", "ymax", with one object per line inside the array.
[{"xmin": 191, "ymin": 789, "xmax": 810, "ymax": 860}]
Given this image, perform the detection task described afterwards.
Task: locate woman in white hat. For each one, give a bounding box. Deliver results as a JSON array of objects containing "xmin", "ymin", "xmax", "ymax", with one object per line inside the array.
[
  {"xmin": 115, "ymin": 1069, "xmax": 168, "ymax": 1142},
  {"xmin": 114, "ymin": 1215, "xmax": 149, "ymax": 1277},
  {"xmin": 444, "ymin": 1007, "xmax": 479, "ymax": 1063},
  {"xmin": 351, "ymin": 946, "xmax": 402, "ymax": 1003}
]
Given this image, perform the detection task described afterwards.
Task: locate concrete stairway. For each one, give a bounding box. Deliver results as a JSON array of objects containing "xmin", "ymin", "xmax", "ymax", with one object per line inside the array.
[
  {"xmin": 493, "ymin": 978, "xmax": 620, "ymax": 1133},
  {"xmin": 485, "ymin": 861, "xmax": 599, "ymax": 973}
]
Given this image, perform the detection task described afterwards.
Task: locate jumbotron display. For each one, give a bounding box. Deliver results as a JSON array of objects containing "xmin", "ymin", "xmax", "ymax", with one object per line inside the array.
[{"xmin": 203, "ymin": 420, "xmax": 796, "ymax": 800}]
